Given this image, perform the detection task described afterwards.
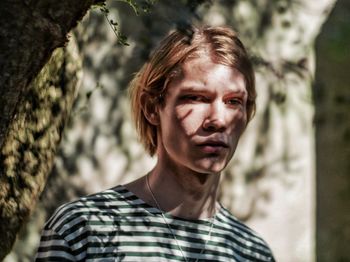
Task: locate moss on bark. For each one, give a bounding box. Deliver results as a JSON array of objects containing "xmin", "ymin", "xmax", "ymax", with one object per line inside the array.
[{"xmin": 0, "ymin": 37, "xmax": 82, "ymax": 260}]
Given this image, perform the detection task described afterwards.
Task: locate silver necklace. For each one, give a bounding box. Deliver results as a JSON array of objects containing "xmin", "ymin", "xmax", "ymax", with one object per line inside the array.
[{"xmin": 146, "ymin": 174, "xmax": 216, "ymax": 262}]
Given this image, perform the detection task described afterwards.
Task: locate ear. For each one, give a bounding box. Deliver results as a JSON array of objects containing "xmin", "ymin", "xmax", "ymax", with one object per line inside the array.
[{"xmin": 141, "ymin": 92, "xmax": 160, "ymax": 126}]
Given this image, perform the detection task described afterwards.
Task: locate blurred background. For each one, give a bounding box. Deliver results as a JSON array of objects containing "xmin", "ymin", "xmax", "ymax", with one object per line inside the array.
[{"xmin": 4, "ymin": 0, "xmax": 349, "ymax": 261}]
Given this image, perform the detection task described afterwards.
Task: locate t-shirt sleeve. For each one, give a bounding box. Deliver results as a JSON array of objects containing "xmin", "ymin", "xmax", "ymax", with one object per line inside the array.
[{"xmin": 35, "ymin": 225, "xmax": 75, "ymax": 261}]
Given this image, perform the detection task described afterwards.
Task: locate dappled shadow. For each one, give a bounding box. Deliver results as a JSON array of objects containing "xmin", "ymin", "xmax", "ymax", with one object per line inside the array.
[{"xmin": 5, "ymin": 0, "xmax": 335, "ymax": 261}]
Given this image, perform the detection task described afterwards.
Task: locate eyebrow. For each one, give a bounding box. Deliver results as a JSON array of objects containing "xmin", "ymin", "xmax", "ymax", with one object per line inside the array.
[
  {"xmin": 178, "ymin": 86, "xmax": 247, "ymax": 95},
  {"xmin": 178, "ymin": 86, "xmax": 209, "ymax": 93}
]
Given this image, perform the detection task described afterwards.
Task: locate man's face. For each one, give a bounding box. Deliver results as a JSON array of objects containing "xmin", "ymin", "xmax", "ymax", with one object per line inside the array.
[{"xmin": 156, "ymin": 55, "xmax": 248, "ymax": 175}]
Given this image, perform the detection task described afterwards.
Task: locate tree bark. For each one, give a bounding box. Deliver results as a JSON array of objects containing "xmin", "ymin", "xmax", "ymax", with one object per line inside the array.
[
  {"xmin": 0, "ymin": 0, "xmax": 99, "ymax": 259},
  {"xmin": 0, "ymin": 0, "xmax": 99, "ymax": 149}
]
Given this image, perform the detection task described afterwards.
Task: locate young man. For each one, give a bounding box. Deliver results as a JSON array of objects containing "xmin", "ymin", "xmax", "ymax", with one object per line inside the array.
[{"xmin": 36, "ymin": 25, "xmax": 275, "ymax": 261}]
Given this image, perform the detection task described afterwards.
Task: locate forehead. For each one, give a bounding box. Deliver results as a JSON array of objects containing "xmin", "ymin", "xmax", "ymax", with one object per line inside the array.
[{"xmin": 166, "ymin": 55, "xmax": 247, "ymax": 95}]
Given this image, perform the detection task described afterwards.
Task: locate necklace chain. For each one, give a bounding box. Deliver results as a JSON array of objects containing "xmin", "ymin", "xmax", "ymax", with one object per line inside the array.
[{"xmin": 146, "ymin": 174, "xmax": 215, "ymax": 262}]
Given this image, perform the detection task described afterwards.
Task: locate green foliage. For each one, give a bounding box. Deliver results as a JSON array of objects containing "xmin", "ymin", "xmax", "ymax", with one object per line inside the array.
[
  {"xmin": 95, "ymin": 0, "xmax": 158, "ymax": 45},
  {"xmin": 117, "ymin": 0, "xmax": 158, "ymax": 15}
]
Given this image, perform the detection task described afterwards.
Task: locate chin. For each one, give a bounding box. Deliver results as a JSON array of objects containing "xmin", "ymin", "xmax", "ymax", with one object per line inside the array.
[{"xmin": 193, "ymin": 160, "xmax": 227, "ymax": 174}]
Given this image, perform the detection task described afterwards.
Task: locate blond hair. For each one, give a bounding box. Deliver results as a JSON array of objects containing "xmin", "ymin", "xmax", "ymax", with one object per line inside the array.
[{"xmin": 129, "ymin": 25, "xmax": 256, "ymax": 156}]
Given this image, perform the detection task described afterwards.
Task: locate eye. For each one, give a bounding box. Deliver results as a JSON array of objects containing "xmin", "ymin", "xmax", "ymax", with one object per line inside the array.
[
  {"xmin": 226, "ymin": 98, "xmax": 243, "ymax": 106},
  {"xmin": 181, "ymin": 95, "xmax": 207, "ymax": 102}
]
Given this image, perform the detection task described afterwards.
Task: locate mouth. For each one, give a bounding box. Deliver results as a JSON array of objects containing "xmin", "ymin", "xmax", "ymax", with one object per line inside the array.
[{"xmin": 196, "ymin": 140, "xmax": 229, "ymax": 153}]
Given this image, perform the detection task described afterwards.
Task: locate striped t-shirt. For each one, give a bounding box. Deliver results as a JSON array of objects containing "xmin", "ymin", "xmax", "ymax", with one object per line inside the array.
[{"xmin": 36, "ymin": 185, "xmax": 275, "ymax": 261}]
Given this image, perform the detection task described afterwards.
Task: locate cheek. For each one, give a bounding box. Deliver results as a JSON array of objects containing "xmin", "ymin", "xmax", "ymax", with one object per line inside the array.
[
  {"xmin": 175, "ymin": 107, "xmax": 204, "ymax": 135},
  {"xmin": 230, "ymin": 111, "xmax": 248, "ymax": 134}
]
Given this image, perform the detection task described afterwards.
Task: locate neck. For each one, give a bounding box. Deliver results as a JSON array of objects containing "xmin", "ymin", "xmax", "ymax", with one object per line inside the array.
[{"xmin": 147, "ymin": 159, "xmax": 221, "ymax": 219}]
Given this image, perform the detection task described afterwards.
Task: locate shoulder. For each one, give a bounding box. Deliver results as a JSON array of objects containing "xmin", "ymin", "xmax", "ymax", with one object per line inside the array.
[
  {"xmin": 44, "ymin": 185, "xmax": 130, "ymax": 235},
  {"xmin": 215, "ymin": 206, "xmax": 276, "ymax": 261}
]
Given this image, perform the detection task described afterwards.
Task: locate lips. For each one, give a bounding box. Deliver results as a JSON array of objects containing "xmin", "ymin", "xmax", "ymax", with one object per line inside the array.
[{"xmin": 196, "ymin": 139, "xmax": 229, "ymax": 153}]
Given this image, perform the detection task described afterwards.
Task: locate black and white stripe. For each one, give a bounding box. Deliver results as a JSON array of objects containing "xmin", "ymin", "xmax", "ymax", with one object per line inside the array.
[{"xmin": 36, "ymin": 186, "xmax": 275, "ymax": 261}]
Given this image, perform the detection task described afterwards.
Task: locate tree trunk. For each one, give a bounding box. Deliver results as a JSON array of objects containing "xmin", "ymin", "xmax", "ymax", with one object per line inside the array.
[
  {"xmin": 0, "ymin": 0, "xmax": 99, "ymax": 259},
  {"xmin": 0, "ymin": 0, "xmax": 99, "ymax": 149}
]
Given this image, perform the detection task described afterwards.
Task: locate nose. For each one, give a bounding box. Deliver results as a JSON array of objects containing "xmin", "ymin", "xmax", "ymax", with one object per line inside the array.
[{"xmin": 202, "ymin": 101, "xmax": 227, "ymax": 132}]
